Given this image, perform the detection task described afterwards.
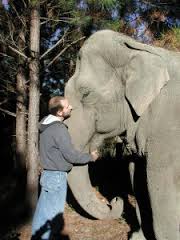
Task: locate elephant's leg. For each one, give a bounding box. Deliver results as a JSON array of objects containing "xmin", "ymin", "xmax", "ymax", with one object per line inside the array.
[
  {"xmin": 129, "ymin": 162, "xmax": 144, "ymax": 240},
  {"xmin": 129, "ymin": 162, "xmax": 144, "ymax": 227},
  {"xmin": 130, "ymin": 159, "xmax": 155, "ymax": 240},
  {"xmin": 147, "ymin": 160, "xmax": 179, "ymax": 240},
  {"xmin": 175, "ymin": 166, "xmax": 180, "ymax": 229}
]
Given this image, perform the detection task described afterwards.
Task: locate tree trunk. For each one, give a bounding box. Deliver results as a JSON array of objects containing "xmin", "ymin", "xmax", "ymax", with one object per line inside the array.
[
  {"xmin": 16, "ymin": 31, "xmax": 27, "ymax": 172},
  {"xmin": 26, "ymin": 3, "xmax": 40, "ymax": 215}
]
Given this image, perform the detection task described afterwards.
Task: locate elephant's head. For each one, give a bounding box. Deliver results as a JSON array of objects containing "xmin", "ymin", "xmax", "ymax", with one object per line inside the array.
[{"xmin": 64, "ymin": 30, "xmax": 170, "ymax": 219}]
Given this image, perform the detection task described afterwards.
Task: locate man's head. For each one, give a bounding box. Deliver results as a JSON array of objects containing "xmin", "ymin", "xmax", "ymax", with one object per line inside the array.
[{"xmin": 48, "ymin": 96, "xmax": 72, "ymax": 120}]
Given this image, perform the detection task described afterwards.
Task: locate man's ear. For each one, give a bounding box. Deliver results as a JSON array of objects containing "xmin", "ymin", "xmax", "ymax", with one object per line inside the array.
[{"xmin": 57, "ymin": 110, "xmax": 63, "ymax": 117}]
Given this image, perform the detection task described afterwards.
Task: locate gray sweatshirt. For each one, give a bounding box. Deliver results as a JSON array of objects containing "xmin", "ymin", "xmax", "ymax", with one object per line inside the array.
[{"xmin": 39, "ymin": 114, "xmax": 93, "ymax": 172}]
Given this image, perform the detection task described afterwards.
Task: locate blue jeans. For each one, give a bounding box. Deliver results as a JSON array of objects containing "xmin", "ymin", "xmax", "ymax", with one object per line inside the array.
[{"xmin": 31, "ymin": 170, "xmax": 67, "ymax": 240}]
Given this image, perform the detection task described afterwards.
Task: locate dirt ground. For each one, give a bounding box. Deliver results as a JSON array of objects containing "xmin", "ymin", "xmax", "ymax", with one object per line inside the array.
[{"xmin": 18, "ymin": 203, "xmax": 130, "ymax": 240}]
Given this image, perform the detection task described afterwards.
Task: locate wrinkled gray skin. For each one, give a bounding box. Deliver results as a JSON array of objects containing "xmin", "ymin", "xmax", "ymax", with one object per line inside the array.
[{"xmin": 64, "ymin": 30, "xmax": 180, "ymax": 240}]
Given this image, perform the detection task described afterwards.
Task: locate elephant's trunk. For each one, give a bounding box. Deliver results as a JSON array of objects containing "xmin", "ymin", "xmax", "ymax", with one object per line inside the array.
[
  {"xmin": 67, "ymin": 165, "xmax": 123, "ymax": 219},
  {"xmin": 64, "ymin": 89, "xmax": 123, "ymax": 219}
]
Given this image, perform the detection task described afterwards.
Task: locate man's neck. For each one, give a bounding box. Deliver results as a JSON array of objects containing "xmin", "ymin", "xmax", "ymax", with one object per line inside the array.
[
  {"xmin": 49, "ymin": 114, "xmax": 64, "ymax": 122},
  {"xmin": 54, "ymin": 114, "xmax": 64, "ymax": 122}
]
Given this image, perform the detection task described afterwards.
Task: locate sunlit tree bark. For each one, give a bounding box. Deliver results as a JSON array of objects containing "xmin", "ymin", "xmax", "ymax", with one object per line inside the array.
[{"xmin": 26, "ymin": 1, "xmax": 40, "ymax": 214}]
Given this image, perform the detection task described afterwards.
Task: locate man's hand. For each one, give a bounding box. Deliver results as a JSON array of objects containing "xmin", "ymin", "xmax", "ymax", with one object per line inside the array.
[{"xmin": 90, "ymin": 150, "xmax": 99, "ymax": 161}]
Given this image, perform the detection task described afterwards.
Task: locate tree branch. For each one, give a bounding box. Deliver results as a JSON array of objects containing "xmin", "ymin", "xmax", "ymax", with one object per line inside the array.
[
  {"xmin": 21, "ymin": 0, "xmax": 27, "ymax": 8},
  {"xmin": 47, "ymin": 36, "xmax": 85, "ymax": 68},
  {"xmin": 8, "ymin": 45, "xmax": 28, "ymax": 60},
  {"xmin": 40, "ymin": 17, "xmax": 70, "ymax": 23},
  {"xmin": 0, "ymin": 107, "xmax": 16, "ymax": 117},
  {"xmin": 0, "ymin": 99, "xmax": 8, "ymax": 106},
  {"xmin": 0, "ymin": 52, "xmax": 14, "ymax": 58},
  {"xmin": 40, "ymin": 29, "xmax": 69, "ymax": 60},
  {"xmin": 11, "ymin": 3, "xmax": 26, "ymax": 27}
]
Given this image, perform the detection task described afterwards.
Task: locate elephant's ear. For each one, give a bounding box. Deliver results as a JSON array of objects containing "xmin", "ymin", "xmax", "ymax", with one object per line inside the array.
[{"xmin": 124, "ymin": 52, "xmax": 170, "ymax": 117}]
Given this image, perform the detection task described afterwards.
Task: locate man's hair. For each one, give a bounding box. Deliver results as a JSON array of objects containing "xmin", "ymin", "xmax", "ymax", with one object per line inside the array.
[{"xmin": 48, "ymin": 96, "xmax": 65, "ymax": 115}]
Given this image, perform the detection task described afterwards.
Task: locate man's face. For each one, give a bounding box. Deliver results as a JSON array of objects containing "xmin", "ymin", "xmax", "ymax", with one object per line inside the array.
[{"xmin": 59, "ymin": 99, "xmax": 72, "ymax": 119}]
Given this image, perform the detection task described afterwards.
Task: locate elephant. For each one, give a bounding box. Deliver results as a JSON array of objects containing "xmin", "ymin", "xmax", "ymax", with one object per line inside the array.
[{"xmin": 64, "ymin": 30, "xmax": 180, "ymax": 240}]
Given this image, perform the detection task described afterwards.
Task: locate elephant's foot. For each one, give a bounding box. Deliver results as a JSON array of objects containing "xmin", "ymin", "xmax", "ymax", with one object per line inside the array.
[{"xmin": 130, "ymin": 230, "xmax": 146, "ymax": 240}]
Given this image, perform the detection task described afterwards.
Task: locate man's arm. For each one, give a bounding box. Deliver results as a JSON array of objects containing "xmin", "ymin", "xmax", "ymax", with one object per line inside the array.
[{"xmin": 55, "ymin": 125, "xmax": 97, "ymax": 164}]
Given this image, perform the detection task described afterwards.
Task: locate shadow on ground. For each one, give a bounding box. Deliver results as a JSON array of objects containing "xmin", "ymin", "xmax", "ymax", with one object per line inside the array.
[{"xmin": 31, "ymin": 213, "xmax": 70, "ymax": 240}]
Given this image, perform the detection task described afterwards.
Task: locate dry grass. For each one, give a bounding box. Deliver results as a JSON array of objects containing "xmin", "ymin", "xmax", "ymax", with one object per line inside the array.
[
  {"xmin": 17, "ymin": 203, "xmax": 131, "ymax": 240},
  {"xmin": 153, "ymin": 28, "xmax": 180, "ymax": 51},
  {"xmin": 64, "ymin": 204, "xmax": 130, "ymax": 240}
]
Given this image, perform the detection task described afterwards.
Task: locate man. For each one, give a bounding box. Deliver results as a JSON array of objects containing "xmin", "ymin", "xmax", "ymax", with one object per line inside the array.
[{"xmin": 31, "ymin": 96, "xmax": 99, "ymax": 239}]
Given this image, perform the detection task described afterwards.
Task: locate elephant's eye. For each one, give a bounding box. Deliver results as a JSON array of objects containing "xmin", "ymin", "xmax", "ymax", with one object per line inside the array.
[
  {"xmin": 81, "ymin": 92, "xmax": 91, "ymax": 104},
  {"xmin": 79, "ymin": 87, "xmax": 91, "ymax": 102},
  {"xmin": 79, "ymin": 87, "xmax": 97, "ymax": 105},
  {"xmin": 82, "ymin": 92, "xmax": 89, "ymax": 98},
  {"xmin": 81, "ymin": 91, "xmax": 90, "ymax": 102}
]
